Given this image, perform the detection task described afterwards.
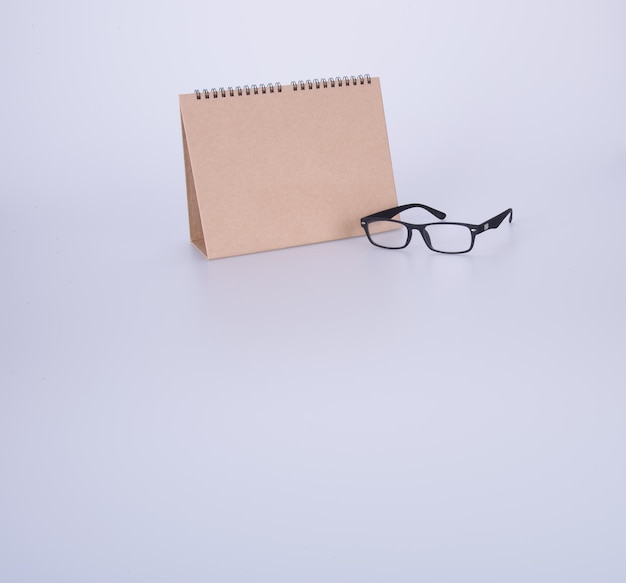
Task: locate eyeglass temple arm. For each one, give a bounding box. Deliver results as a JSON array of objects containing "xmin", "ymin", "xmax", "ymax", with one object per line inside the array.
[
  {"xmin": 362, "ymin": 203, "xmax": 446, "ymax": 221},
  {"xmin": 474, "ymin": 208, "xmax": 513, "ymax": 234}
]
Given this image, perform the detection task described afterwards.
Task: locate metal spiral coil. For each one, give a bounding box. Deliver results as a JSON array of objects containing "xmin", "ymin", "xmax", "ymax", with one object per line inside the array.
[
  {"xmin": 291, "ymin": 75, "xmax": 370, "ymax": 91},
  {"xmin": 194, "ymin": 76, "xmax": 368, "ymax": 99}
]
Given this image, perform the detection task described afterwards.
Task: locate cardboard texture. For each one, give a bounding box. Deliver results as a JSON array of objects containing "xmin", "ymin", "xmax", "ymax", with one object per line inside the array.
[{"xmin": 179, "ymin": 76, "xmax": 398, "ymax": 259}]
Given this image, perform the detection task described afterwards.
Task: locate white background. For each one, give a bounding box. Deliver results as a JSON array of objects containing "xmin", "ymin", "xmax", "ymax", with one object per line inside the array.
[{"xmin": 1, "ymin": 1, "xmax": 625, "ymax": 581}]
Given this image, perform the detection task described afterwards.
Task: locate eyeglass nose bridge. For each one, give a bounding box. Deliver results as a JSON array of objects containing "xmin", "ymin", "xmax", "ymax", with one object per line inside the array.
[{"xmin": 416, "ymin": 226, "xmax": 433, "ymax": 249}]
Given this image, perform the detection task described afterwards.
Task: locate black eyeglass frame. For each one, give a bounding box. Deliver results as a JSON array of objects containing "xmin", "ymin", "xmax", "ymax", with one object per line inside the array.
[{"xmin": 360, "ymin": 203, "xmax": 513, "ymax": 254}]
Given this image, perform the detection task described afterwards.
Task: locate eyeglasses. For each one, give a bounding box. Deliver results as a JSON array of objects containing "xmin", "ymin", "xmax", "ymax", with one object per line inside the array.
[{"xmin": 361, "ymin": 203, "xmax": 513, "ymax": 254}]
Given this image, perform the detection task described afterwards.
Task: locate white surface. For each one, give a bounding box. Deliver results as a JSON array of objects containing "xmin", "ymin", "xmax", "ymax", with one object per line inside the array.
[{"xmin": 2, "ymin": 1, "xmax": 626, "ymax": 581}]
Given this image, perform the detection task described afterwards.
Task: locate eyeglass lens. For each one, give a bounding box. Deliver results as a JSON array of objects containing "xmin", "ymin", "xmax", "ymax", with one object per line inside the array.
[
  {"xmin": 423, "ymin": 224, "xmax": 472, "ymax": 253},
  {"xmin": 366, "ymin": 220, "xmax": 409, "ymax": 248}
]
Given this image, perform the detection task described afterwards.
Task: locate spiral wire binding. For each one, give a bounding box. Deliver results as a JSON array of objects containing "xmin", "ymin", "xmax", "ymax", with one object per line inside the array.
[
  {"xmin": 195, "ymin": 82, "xmax": 282, "ymax": 100},
  {"xmin": 291, "ymin": 75, "xmax": 370, "ymax": 91},
  {"xmin": 194, "ymin": 75, "xmax": 370, "ymax": 99}
]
